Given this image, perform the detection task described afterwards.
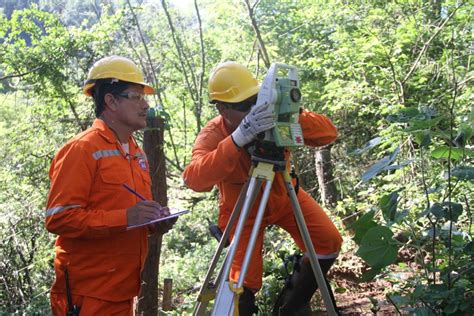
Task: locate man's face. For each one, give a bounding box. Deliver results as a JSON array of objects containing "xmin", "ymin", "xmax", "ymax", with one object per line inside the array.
[
  {"xmin": 217, "ymin": 104, "xmax": 249, "ymax": 133},
  {"xmin": 109, "ymin": 84, "xmax": 150, "ymax": 132}
]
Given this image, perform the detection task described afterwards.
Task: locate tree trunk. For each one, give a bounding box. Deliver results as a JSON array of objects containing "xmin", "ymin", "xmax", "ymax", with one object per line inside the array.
[
  {"xmin": 314, "ymin": 145, "xmax": 339, "ymax": 207},
  {"xmin": 137, "ymin": 116, "xmax": 168, "ymax": 315}
]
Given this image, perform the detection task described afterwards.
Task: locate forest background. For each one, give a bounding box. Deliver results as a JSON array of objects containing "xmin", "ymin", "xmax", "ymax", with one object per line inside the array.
[{"xmin": 0, "ymin": 0, "xmax": 472, "ymax": 315}]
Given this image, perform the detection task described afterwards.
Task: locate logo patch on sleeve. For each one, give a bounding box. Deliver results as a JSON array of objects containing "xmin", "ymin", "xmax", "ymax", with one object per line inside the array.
[{"xmin": 138, "ymin": 158, "xmax": 148, "ymax": 171}]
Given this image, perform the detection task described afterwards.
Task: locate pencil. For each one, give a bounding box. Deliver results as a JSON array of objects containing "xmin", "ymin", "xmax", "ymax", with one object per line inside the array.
[{"xmin": 123, "ymin": 183, "xmax": 146, "ymax": 201}]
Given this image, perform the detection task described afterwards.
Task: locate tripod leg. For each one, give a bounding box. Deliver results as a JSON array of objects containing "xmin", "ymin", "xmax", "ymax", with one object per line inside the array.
[
  {"xmin": 210, "ymin": 177, "xmax": 262, "ymax": 303},
  {"xmin": 213, "ymin": 162, "xmax": 275, "ymax": 316},
  {"xmin": 193, "ymin": 179, "xmax": 254, "ymax": 316},
  {"xmin": 282, "ymin": 170, "xmax": 338, "ymax": 316},
  {"xmin": 237, "ymin": 180, "xmax": 272, "ymax": 288},
  {"xmin": 234, "ymin": 179, "xmax": 273, "ymax": 316},
  {"xmin": 212, "ymin": 176, "xmax": 264, "ymax": 316}
]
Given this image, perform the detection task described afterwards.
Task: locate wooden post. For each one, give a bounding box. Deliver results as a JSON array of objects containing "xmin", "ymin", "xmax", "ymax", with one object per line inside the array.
[
  {"xmin": 162, "ymin": 278, "xmax": 173, "ymax": 311},
  {"xmin": 314, "ymin": 144, "xmax": 339, "ymax": 207},
  {"xmin": 137, "ymin": 115, "xmax": 167, "ymax": 315}
]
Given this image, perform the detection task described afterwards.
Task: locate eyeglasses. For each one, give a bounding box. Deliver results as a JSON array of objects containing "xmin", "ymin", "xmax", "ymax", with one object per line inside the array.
[
  {"xmin": 222, "ymin": 95, "xmax": 257, "ymax": 112},
  {"xmin": 229, "ymin": 103, "xmax": 252, "ymax": 112},
  {"xmin": 115, "ymin": 92, "xmax": 148, "ymax": 101}
]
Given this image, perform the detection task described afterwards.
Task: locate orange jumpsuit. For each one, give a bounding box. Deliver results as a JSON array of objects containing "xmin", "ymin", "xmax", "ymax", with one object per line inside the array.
[
  {"xmin": 183, "ymin": 110, "xmax": 343, "ymax": 290},
  {"xmin": 45, "ymin": 119, "xmax": 152, "ymax": 315}
]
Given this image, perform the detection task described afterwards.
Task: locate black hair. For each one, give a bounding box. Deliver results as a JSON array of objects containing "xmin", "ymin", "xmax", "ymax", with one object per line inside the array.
[
  {"xmin": 91, "ymin": 79, "xmax": 131, "ymax": 117},
  {"xmin": 217, "ymin": 94, "xmax": 258, "ymax": 112}
]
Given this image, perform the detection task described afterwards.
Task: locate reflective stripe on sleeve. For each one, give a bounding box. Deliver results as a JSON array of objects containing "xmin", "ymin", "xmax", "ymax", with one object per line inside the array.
[
  {"xmin": 92, "ymin": 149, "xmax": 121, "ymax": 160},
  {"xmin": 45, "ymin": 204, "xmax": 81, "ymax": 217}
]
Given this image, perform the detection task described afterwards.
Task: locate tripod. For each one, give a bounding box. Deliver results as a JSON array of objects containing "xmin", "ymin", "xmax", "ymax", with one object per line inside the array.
[{"xmin": 193, "ymin": 145, "xmax": 338, "ymax": 316}]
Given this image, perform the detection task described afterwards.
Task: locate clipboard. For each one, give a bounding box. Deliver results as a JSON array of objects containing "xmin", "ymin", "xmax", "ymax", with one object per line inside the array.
[{"xmin": 127, "ymin": 210, "xmax": 190, "ymax": 230}]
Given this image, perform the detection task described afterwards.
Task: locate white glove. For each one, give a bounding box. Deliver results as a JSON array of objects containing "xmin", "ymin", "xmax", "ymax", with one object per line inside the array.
[{"xmin": 231, "ymin": 102, "xmax": 275, "ymax": 147}]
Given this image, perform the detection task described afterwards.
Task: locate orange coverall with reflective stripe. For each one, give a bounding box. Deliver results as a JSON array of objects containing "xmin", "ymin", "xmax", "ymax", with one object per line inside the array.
[
  {"xmin": 183, "ymin": 110, "xmax": 343, "ymax": 289},
  {"xmin": 45, "ymin": 119, "xmax": 152, "ymax": 311}
]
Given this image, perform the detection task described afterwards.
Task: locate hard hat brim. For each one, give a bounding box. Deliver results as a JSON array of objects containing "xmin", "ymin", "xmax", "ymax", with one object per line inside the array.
[
  {"xmin": 210, "ymin": 84, "xmax": 260, "ymax": 104},
  {"xmin": 83, "ymin": 80, "xmax": 155, "ymax": 97}
]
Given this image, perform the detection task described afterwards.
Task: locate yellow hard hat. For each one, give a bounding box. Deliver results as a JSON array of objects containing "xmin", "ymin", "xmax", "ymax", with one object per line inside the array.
[
  {"xmin": 83, "ymin": 55, "xmax": 154, "ymax": 96},
  {"xmin": 208, "ymin": 61, "xmax": 259, "ymax": 103}
]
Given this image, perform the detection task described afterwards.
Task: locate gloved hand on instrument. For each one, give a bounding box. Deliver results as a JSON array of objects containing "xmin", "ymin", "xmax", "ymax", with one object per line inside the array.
[{"xmin": 231, "ymin": 102, "xmax": 275, "ymax": 148}]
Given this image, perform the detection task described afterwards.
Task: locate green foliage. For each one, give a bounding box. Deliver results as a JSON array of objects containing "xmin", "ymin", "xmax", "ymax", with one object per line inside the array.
[
  {"xmin": 1, "ymin": 0, "xmax": 472, "ymax": 314},
  {"xmin": 350, "ymin": 65, "xmax": 472, "ymax": 314},
  {"xmin": 0, "ymin": 95, "xmax": 56, "ymax": 314}
]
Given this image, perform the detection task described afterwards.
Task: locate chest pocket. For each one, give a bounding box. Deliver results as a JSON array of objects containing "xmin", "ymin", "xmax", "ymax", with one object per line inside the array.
[
  {"xmin": 98, "ymin": 157, "xmax": 131, "ymax": 189},
  {"xmin": 134, "ymin": 157, "xmax": 152, "ymax": 199}
]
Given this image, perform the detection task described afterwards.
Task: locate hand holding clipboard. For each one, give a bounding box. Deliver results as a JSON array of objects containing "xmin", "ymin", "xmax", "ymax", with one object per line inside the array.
[{"xmin": 123, "ymin": 184, "xmax": 189, "ymax": 231}]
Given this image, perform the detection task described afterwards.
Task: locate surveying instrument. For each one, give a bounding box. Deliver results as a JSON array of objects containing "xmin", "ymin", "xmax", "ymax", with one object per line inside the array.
[{"xmin": 193, "ymin": 63, "xmax": 338, "ymax": 316}]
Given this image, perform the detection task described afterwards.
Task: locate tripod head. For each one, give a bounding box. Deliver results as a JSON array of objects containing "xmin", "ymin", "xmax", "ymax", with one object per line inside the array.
[{"xmin": 247, "ymin": 140, "xmax": 287, "ymax": 171}]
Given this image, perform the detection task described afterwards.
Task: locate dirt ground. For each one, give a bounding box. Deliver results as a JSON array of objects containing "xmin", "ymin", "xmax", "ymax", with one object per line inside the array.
[
  {"xmin": 330, "ymin": 274, "xmax": 396, "ymax": 315},
  {"xmin": 310, "ymin": 253, "xmax": 401, "ymax": 315}
]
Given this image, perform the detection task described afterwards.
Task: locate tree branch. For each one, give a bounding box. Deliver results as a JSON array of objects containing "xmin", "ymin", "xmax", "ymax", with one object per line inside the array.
[
  {"xmin": 243, "ymin": 0, "xmax": 270, "ymax": 68},
  {"xmin": 161, "ymin": 0, "xmax": 197, "ymax": 103},
  {"xmin": 125, "ymin": 0, "xmax": 165, "ymax": 107},
  {"xmin": 402, "ymin": 3, "xmax": 465, "ymax": 84},
  {"xmin": 0, "ymin": 66, "xmax": 43, "ymax": 81},
  {"xmin": 194, "ymin": 0, "xmax": 205, "ymax": 132},
  {"xmin": 123, "ymin": 1, "xmax": 182, "ymax": 170}
]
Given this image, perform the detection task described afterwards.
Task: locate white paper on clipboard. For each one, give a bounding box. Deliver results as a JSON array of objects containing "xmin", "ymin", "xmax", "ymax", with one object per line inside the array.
[{"xmin": 127, "ymin": 210, "xmax": 190, "ymax": 230}]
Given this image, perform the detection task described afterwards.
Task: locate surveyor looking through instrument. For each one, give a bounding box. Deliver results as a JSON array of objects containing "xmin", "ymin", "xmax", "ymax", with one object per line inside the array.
[
  {"xmin": 45, "ymin": 55, "xmax": 177, "ymax": 315},
  {"xmin": 183, "ymin": 61, "xmax": 343, "ymax": 315}
]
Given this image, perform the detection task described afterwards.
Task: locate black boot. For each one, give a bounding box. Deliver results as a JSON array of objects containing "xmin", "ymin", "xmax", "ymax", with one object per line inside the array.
[
  {"xmin": 238, "ymin": 287, "xmax": 258, "ymax": 316},
  {"xmin": 273, "ymin": 257, "xmax": 338, "ymax": 316}
]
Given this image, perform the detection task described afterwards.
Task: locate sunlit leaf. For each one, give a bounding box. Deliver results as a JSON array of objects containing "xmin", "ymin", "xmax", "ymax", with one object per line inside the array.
[
  {"xmin": 350, "ymin": 137, "xmax": 382, "ymax": 155},
  {"xmin": 414, "ymin": 132, "xmax": 431, "ymax": 147},
  {"xmin": 387, "ymin": 107, "xmax": 419, "ymax": 123},
  {"xmin": 431, "ymin": 146, "xmax": 468, "ymax": 160},
  {"xmin": 407, "ymin": 116, "xmax": 443, "ymax": 130},
  {"xmin": 383, "ymin": 160, "xmax": 414, "ymax": 170},
  {"xmin": 379, "ymin": 190, "xmax": 400, "ymax": 223},
  {"xmin": 361, "ymin": 146, "xmax": 400, "ymax": 182},
  {"xmin": 352, "ymin": 210, "xmax": 377, "ymax": 245},
  {"xmin": 356, "ymin": 226, "xmax": 398, "ymax": 267}
]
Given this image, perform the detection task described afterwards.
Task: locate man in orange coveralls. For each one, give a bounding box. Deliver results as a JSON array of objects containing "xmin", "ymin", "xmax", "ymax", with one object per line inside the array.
[
  {"xmin": 45, "ymin": 56, "xmax": 175, "ymax": 315},
  {"xmin": 183, "ymin": 61, "xmax": 343, "ymax": 315}
]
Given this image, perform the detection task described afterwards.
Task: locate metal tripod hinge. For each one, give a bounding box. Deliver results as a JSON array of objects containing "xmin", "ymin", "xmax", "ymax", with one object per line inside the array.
[{"xmin": 192, "ymin": 158, "xmax": 338, "ymax": 316}]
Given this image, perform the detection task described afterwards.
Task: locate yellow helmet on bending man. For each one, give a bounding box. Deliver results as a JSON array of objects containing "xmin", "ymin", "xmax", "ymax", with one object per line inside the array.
[{"xmin": 208, "ymin": 61, "xmax": 259, "ymax": 104}]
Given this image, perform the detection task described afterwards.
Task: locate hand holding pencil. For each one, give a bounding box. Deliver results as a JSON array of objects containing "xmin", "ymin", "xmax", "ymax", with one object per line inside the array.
[{"xmin": 123, "ymin": 184, "xmax": 177, "ymax": 234}]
